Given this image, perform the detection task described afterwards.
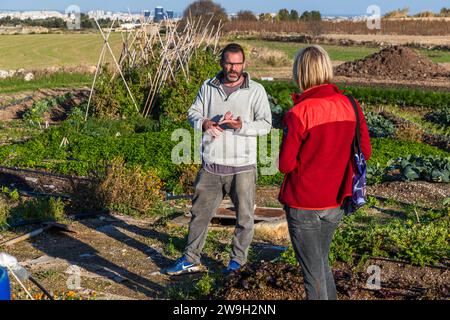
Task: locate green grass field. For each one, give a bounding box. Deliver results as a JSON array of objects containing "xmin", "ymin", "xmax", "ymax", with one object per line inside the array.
[{"xmin": 0, "ymin": 33, "xmax": 123, "ymax": 70}]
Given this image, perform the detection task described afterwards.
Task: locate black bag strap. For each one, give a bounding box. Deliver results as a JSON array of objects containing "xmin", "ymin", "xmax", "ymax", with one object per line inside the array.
[{"xmin": 345, "ymin": 95, "xmax": 362, "ymax": 155}]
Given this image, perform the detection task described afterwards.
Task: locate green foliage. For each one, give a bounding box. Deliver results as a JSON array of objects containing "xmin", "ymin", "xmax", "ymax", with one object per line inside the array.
[
  {"xmin": 386, "ymin": 155, "xmax": 450, "ymax": 183},
  {"xmin": 276, "ymin": 9, "xmax": 291, "ymax": 21},
  {"xmin": 366, "ymin": 112, "xmax": 396, "ymax": 138},
  {"xmin": 194, "ymin": 273, "xmax": 215, "ymax": 297},
  {"xmin": 300, "ymin": 10, "xmax": 322, "ymax": 21},
  {"xmin": 365, "ymin": 218, "xmax": 449, "ymax": 266},
  {"xmin": 23, "ymin": 99, "xmax": 55, "ymax": 124},
  {"xmin": 368, "ymin": 138, "xmax": 449, "ymax": 169},
  {"xmin": 367, "ymin": 140, "xmax": 449, "ymax": 184},
  {"xmin": 1, "ymin": 186, "xmax": 20, "ymax": 201},
  {"xmin": 23, "ymin": 93, "xmax": 72, "ymax": 125},
  {"xmin": 166, "ymin": 273, "xmax": 220, "ymax": 300},
  {"xmin": 0, "ymin": 195, "xmax": 10, "ymax": 229},
  {"xmin": 425, "ymin": 106, "xmax": 450, "ymax": 126},
  {"xmin": 164, "ymin": 238, "xmax": 179, "ymax": 257},
  {"xmin": 0, "ymin": 119, "xmax": 447, "ymax": 191},
  {"xmin": 92, "ymin": 64, "xmax": 150, "ymax": 118},
  {"xmin": 343, "ymin": 86, "xmax": 450, "ymax": 109},
  {"xmin": 258, "ymin": 82, "xmax": 450, "ymax": 118},
  {"xmin": 0, "ymin": 121, "xmax": 180, "ymax": 184},
  {"xmin": 204, "ymin": 230, "xmax": 233, "ymax": 262},
  {"xmin": 281, "ymin": 208, "xmax": 449, "ymax": 267},
  {"xmin": 280, "ymin": 246, "xmax": 297, "ymax": 265},
  {"xmin": 0, "ymin": 16, "xmax": 66, "ymax": 28},
  {"xmin": 9, "ymin": 197, "xmax": 65, "ymax": 225},
  {"xmin": 158, "ymin": 50, "xmax": 220, "ymax": 124},
  {"xmin": 259, "ymin": 80, "xmax": 298, "ymax": 113}
]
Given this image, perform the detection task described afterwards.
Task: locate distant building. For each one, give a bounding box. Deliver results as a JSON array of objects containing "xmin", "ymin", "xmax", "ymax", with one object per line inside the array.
[
  {"xmin": 154, "ymin": 6, "xmax": 164, "ymax": 22},
  {"xmin": 142, "ymin": 10, "xmax": 151, "ymax": 23},
  {"xmin": 166, "ymin": 10, "xmax": 174, "ymax": 19}
]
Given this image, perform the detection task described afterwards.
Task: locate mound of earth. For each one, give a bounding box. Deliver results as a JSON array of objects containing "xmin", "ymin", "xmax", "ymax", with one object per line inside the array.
[{"xmin": 335, "ymin": 45, "xmax": 449, "ymax": 80}]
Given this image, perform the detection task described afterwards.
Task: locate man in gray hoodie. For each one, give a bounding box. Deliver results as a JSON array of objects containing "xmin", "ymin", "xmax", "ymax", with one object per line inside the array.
[{"xmin": 165, "ymin": 43, "xmax": 272, "ymax": 275}]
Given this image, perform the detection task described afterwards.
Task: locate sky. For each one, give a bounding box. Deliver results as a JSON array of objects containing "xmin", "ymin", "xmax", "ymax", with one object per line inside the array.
[{"xmin": 0, "ymin": 0, "xmax": 448, "ymax": 15}]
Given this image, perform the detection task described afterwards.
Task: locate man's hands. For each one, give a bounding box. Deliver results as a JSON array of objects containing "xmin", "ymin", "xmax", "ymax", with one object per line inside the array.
[
  {"xmin": 202, "ymin": 112, "xmax": 242, "ymax": 139},
  {"xmin": 202, "ymin": 119, "xmax": 223, "ymax": 139},
  {"xmin": 219, "ymin": 111, "xmax": 242, "ymax": 130}
]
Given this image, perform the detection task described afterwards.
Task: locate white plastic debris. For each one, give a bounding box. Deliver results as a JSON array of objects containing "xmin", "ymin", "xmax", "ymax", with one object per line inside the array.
[
  {"xmin": 24, "ymin": 72, "xmax": 34, "ymax": 82},
  {"xmin": 0, "ymin": 253, "xmax": 30, "ymax": 282}
]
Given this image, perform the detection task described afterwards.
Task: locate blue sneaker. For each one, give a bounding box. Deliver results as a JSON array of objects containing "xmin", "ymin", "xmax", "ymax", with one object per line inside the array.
[
  {"xmin": 165, "ymin": 256, "xmax": 205, "ymax": 275},
  {"xmin": 223, "ymin": 260, "xmax": 241, "ymax": 275}
]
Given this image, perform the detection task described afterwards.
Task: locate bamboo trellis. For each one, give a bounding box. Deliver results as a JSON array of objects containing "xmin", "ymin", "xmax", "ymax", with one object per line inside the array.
[{"xmin": 86, "ymin": 17, "xmax": 223, "ymax": 120}]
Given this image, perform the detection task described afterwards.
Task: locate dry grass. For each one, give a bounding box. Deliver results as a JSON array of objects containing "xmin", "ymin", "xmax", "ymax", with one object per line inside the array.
[
  {"xmin": 177, "ymin": 164, "xmax": 201, "ymax": 194},
  {"xmin": 95, "ymin": 158, "xmax": 164, "ymax": 214},
  {"xmin": 395, "ymin": 123, "xmax": 425, "ymax": 143},
  {"xmin": 254, "ymin": 220, "xmax": 290, "ymax": 243},
  {"xmin": 224, "ymin": 19, "xmax": 450, "ymax": 36},
  {"xmin": 246, "ymin": 45, "xmax": 291, "ymax": 68},
  {"xmin": 97, "ymin": 158, "xmax": 163, "ymax": 212}
]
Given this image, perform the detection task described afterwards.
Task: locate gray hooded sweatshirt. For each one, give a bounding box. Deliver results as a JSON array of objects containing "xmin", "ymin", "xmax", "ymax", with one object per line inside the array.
[{"xmin": 188, "ymin": 72, "xmax": 272, "ymax": 167}]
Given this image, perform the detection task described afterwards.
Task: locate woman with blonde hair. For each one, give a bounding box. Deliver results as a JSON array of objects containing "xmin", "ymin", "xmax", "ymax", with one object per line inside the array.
[{"xmin": 278, "ymin": 45, "xmax": 372, "ymax": 300}]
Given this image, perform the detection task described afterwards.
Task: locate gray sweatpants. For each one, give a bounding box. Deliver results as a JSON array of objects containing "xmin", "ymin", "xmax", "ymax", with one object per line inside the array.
[
  {"xmin": 184, "ymin": 168, "xmax": 256, "ymax": 266},
  {"xmin": 285, "ymin": 206, "xmax": 344, "ymax": 300}
]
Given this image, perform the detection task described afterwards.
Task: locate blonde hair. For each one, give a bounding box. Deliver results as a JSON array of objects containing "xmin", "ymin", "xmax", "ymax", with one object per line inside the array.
[{"xmin": 293, "ymin": 45, "xmax": 334, "ymax": 91}]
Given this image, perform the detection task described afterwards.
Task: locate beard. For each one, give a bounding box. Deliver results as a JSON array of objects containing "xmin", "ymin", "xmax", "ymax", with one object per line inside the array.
[{"xmin": 224, "ymin": 70, "xmax": 243, "ymax": 83}]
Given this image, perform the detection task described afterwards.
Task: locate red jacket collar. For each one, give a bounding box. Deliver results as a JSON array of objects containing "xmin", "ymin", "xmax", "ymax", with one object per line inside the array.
[{"xmin": 292, "ymin": 83, "xmax": 342, "ymax": 105}]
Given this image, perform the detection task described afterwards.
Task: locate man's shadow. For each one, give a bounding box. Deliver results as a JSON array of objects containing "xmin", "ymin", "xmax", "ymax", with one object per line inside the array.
[
  {"xmin": 28, "ymin": 226, "xmax": 166, "ymax": 298},
  {"xmin": 76, "ymin": 210, "xmax": 224, "ymax": 273}
]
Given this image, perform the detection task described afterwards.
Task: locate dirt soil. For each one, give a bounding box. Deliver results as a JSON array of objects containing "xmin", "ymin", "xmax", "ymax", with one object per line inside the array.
[
  {"xmin": 322, "ymin": 34, "xmax": 450, "ymax": 48},
  {"xmin": 335, "ymin": 45, "xmax": 450, "ymax": 80},
  {"xmin": 0, "ymin": 88, "xmax": 89, "ymax": 122},
  {"xmin": 1, "ymin": 207, "xmax": 448, "ymax": 301},
  {"xmin": 0, "ymin": 179, "xmax": 448, "ymax": 300},
  {"xmin": 219, "ymin": 260, "xmax": 449, "ymax": 300}
]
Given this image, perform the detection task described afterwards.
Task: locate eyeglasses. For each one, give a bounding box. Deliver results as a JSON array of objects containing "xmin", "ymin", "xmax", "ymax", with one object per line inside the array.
[{"xmin": 223, "ymin": 62, "xmax": 244, "ymax": 68}]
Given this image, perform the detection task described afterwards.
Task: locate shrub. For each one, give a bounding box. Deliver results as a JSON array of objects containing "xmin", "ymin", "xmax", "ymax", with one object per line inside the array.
[
  {"xmin": 174, "ymin": 164, "xmax": 201, "ymax": 194},
  {"xmin": 9, "ymin": 197, "xmax": 65, "ymax": 225},
  {"xmin": 158, "ymin": 49, "xmax": 220, "ymax": 124},
  {"xmin": 394, "ymin": 122, "xmax": 424, "ymax": 143},
  {"xmin": 23, "ymin": 94, "xmax": 73, "ymax": 125},
  {"xmin": 91, "ymin": 65, "xmax": 149, "ymax": 118},
  {"xmin": 95, "ymin": 157, "xmax": 164, "ymax": 215}
]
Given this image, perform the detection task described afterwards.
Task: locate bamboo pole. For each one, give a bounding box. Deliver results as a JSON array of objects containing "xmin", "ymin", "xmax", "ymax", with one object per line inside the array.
[
  {"xmin": 94, "ymin": 18, "xmax": 140, "ymax": 114},
  {"xmin": 85, "ymin": 18, "xmax": 117, "ymax": 121}
]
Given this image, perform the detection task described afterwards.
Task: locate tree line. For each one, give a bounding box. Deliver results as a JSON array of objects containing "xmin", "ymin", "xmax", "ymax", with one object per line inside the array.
[{"xmin": 0, "ymin": 14, "xmax": 121, "ymax": 29}]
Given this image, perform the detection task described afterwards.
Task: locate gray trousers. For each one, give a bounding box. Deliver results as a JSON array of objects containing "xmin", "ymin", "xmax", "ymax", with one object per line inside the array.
[
  {"xmin": 285, "ymin": 206, "xmax": 344, "ymax": 300},
  {"xmin": 184, "ymin": 168, "xmax": 256, "ymax": 266}
]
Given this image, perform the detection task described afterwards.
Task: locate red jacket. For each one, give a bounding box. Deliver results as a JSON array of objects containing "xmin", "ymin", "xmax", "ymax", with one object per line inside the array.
[{"xmin": 278, "ymin": 83, "xmax": 372, "ymax": 210}]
